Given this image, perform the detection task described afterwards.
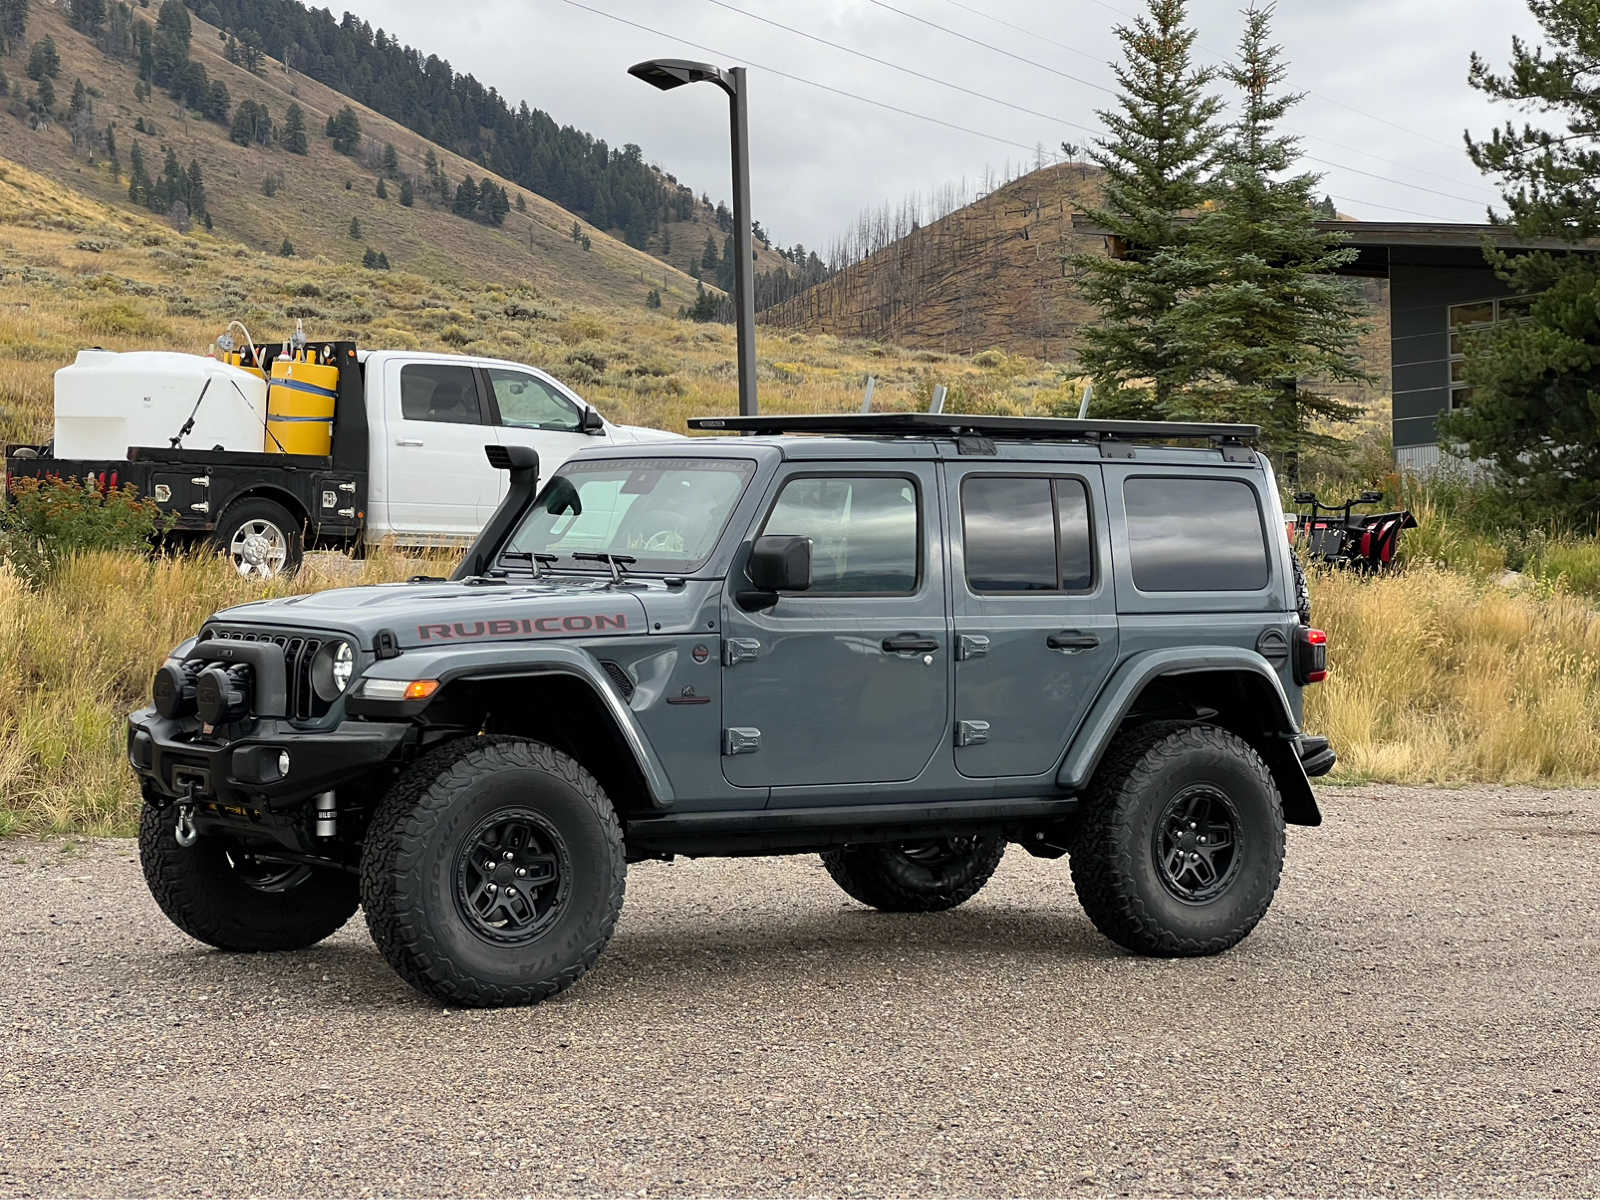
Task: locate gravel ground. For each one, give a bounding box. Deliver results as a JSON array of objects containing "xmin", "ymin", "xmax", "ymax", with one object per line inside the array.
[{"xmin": 1, "ymin": 783, "xmax": 1596, "ymax": 1198}]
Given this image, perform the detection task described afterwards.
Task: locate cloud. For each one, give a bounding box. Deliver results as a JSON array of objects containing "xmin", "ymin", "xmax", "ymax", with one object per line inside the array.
[{"xmin": 354, "ymin": 0, "xmax": 1539, "ymax": 248}]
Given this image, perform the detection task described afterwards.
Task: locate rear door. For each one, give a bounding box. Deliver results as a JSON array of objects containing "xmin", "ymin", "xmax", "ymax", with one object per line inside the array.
[
  {"xmin": 948, "ymin": 464, "xmax": 1118, "ymax": 778},
  {"xmin": 381, "ymin": 358, "xmax": 500, "ymax": 539},
  {"xmin": 483, "ymin": 366, "xmax": 610, "ymax": 505}
]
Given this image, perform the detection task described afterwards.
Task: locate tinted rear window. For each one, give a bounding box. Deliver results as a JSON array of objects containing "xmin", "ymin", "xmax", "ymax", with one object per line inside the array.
[{"xmin": 1123, "ymin": 477, "xmax": 1269, "ymax": 592}]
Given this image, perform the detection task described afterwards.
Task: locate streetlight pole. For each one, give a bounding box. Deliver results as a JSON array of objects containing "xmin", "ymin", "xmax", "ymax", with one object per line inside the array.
[{"xmin": 629, "ymin": 57, "xmax": 759, "ymax": 416}]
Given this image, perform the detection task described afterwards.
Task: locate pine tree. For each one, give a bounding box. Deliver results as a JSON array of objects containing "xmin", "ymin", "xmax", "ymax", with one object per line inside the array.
[
  {"xmin": 326, "ymin": 105, "xmax": 360, "ymax": 155},
  {"xmin": 128, "ymin": 140, "xmax": 149, "ymax": 204},
  {"xmin": 701, "ymin": 234, "xmax": 718, "ymax": 273},
  {"xmin": 151, "ymin": 0, "xmax": 189, "ymax": 87},
  {"xmin": 398, "ymin": 176, "xmax": 414, "ymax": 207},
  {"xmin": 0, "ymin": 0, "xmax": 29, "ymax": 58},
  {"xmin": 376, "ymin": 177, "xmax": 387, "ymax": 199},
  {"xmin": 1068, "ymin": 0, "xmax": 1224, "ymax": 416},
  {"xmin": 1440, "ymin": 0, "xmax": 1600, "ymax": 520},
  {"xmin": 1177, "ymin": 5, "xmax": 1365, "ymax": 466},
  {"xmin": 34, "ymin": 73, "xmax": 52, "ymax": 114},
  {"xmin": 362, "ymin": 247, "xmax": 377, "ymax": 267},
  {"xmin": 280, "ymin": 237, "xmax": 294, "ymax": 256},
  {"xmin": 571, "ymin": 220, "xmax": 581, "ymax": 243},
  {"xmin": 69, "ymin": 0, "xmax": 105, "ymax": 36},
  {"xmin": 281, "ymin": 103, "xmax": 307, "ymax": 155},
  {"xmin": 349, "ymin": 216, "xmax": 362, "ymax": 239},
  {"xmin": 452, "ymin": 176, "xmax": 478, "ymax": 218},
  {"xmin": 69, "ymin": 77, "xmax": 87, "ymax": 117},
  {"xmin": 27, "ymin": 37, "xmax": 60, "ymax": 82},
  {"xmin": 381, "ymin": 141, "xmax": 398, "ymax": 176}
]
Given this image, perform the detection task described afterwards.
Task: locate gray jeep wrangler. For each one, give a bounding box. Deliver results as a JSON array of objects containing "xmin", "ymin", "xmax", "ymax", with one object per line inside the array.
[{"xmin": 129, "ymin": 413, "xmax": 1334, "ymax": 1008}]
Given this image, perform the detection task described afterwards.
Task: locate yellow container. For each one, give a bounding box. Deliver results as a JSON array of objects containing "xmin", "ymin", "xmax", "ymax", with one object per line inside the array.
[
  {"xmin": 221, "ymin": 350, "xmax": 267, "ymax": 382},
  {"xmin": 265, "ymin": 355, "xmax": 338, "ymax": 455}
]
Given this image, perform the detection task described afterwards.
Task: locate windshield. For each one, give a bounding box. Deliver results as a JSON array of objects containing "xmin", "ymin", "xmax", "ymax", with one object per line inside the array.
[{"xmin": 500, "ymin": 456, "xmax": 756, "ymax": 574}]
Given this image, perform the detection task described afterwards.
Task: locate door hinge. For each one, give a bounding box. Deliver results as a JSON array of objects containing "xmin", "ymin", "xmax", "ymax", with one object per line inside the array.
[
  {"xmin": 336, "ymin": 506, "xmax": 356, "ymax": 519},
  {"xmin": 338, "ymin": 480, "xmax": 357, "ymax": 493},
  {"xmin": 955, "ymin": 719, "xmax": 990, "ymax": 747},
  {"xmin": 723, "ymin": 727, "xmax": 761, "ymax": 756},
  {"xmin": 723, "ymin": 637, "xmax": 761, "ymax": 666},
  {"xmin": 957, "ymin": 634, "xmax": 990, "ymax": 661},
  {"xmin": 189, "ymin": 501, "xmax": 210, "ymax": 514},
  {"xmin": 190, "ymin": 475, "xmax": 210, "ymax": 487}
]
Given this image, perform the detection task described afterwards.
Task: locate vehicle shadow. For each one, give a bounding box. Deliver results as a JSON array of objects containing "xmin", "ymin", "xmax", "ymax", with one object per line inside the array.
[{"xmin": 133, "ymin": 903, "xmax": 1123, "ymax": 1013}]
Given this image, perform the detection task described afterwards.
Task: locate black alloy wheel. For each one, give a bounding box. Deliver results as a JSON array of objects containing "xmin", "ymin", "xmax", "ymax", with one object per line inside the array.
[
  {"xmin": 1152, "ymin": 785, "xmax": 1242, "ymax": 903},
  {"xmin": 454, "ymin": 809, "xmax": 570, "ymax": 944}
]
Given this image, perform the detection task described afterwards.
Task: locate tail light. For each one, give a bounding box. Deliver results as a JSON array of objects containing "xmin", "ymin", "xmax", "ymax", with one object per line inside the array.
[{"xmin": 1295, "ymin": 627, "xmax": 1328, "ymax": 685}]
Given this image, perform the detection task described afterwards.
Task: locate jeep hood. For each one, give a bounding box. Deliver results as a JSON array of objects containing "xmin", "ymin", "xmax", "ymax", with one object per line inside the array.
[{"xmin": 211, "ymin": 578, "xmax": 649, "ymax": 650}]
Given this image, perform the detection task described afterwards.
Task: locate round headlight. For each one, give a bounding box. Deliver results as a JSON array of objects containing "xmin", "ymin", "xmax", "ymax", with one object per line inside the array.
[{"xmin": 312, "ymin": 639, "xmax": 356, "ymax": 702}]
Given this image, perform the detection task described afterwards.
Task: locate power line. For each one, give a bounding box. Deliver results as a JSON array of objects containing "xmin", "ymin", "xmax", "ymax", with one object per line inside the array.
[
  {"xmin": 864, "ymin": 0, "xmax": 1117, "ymax": 97},
  {"xmin": 1302, "ymin": 154, "xmax": 1484, "ymax": 208},
  {"xmin": 556, "ymin": 0, "xmax": 1076, "ymax": 162},
  {"xmin": 931, "ymin": 0, "xmax": 1108, "ymax": 68},
  {"xmin": 701, "ymin": 0, "xmax": 1100, "ymax": 137}
]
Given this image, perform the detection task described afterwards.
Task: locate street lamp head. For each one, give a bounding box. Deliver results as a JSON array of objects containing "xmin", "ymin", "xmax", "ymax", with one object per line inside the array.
[{"xmin": 628, "ymin": 58, "xmax": 737, "ymax": 95}]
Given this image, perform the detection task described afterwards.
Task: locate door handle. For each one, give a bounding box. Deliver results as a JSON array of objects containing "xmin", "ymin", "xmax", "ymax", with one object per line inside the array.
[
  {"xmin": 395, "ymin": 438, "xmax": 424, "ymax": 447},
  {"xmin": 882, "ymin": 633, "xmax": 939, "ymax": 654},
  {"xmin": 1047, "ymin": 630, "xmax": 1101, "ymax": 652}
]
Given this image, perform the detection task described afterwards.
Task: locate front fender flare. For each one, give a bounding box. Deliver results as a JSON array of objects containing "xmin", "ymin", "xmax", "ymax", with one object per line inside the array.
[
  {"xmin": 1060, "ymin": 647, "xmax": 1321, "ymax": 826},
  {"xmin": 354, "ymin": 643, "xmax": 675, "ymax": 807}
]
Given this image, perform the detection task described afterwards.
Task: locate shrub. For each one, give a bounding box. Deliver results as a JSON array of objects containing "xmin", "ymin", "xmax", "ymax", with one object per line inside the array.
[{"xmin": 1, "ymin": 477, "xmax": 172, "ymax": 586}]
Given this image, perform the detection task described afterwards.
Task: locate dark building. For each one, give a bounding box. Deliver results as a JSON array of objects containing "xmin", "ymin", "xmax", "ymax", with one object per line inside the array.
[{"xmin": 1329, "ymin": 222, "xmax": 1585, "ymax": 471}]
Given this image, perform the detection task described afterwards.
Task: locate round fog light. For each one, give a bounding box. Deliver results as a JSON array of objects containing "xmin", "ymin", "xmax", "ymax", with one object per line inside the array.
[{"xmin": 277, "ymin": 750, "xmax": 291, "ymax": 778}]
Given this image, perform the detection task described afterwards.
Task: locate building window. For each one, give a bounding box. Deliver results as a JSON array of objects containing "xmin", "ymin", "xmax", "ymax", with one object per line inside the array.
[{"xmin": 1448, "ymin": 295, "xmax": 1533, "ymax": 411}]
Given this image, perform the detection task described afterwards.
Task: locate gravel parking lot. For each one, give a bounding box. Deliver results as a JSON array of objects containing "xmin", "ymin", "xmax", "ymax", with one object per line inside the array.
[{"xmin": 1, "ymin": 783, "xmax": 1596, "ymax": 1197}]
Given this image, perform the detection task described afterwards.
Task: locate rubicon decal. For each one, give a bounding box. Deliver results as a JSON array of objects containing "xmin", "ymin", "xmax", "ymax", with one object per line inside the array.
[{"xmin": 417, "ymin": 613, "xmax": 629, "ymax": 640}]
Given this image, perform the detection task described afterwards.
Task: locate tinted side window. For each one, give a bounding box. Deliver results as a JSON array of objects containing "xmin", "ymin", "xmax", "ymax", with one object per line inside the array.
[
  {"xmin": 488, "ymin": 368, "xmax": 581, "ymax": 432},
  {"xmin": 763, "ymin": 475, "xmax": 919, "ymax": 594},
  {"xmin": 1055, "ymin": 478, "xmax": 1094, "ymax": 591},
  {"xmin": 400, "ymin": 363, "xmax": 482, "ymax": 425},
  {"xmin": 963, "ymin": 477, "xmax": 1055, "ymax": 592},
  {"xmin": 1124, "ymin": 477, "xmax": 1268, "ymax": 592}
]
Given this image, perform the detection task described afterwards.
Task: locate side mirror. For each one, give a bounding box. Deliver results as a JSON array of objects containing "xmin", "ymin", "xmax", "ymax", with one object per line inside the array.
[
  {"xmin": 579, "ymin": 407, "xmax": 605, "ymax": 435},
  {"xmin": 738, "ymin": 535, "xmax": 811, "ymax": 609}
]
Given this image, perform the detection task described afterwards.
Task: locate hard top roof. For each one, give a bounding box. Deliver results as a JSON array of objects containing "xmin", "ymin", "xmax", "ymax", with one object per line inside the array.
[{"xmin": 686, "ymin": 412, "xmax": 1259, "ymax": 442}]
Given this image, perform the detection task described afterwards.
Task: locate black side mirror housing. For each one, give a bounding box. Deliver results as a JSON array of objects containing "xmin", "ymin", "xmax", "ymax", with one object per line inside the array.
[
  {"xmin": 579, "ymin": 407, "xmax": 605, "ymax": 435},
  {"xmin": 737, "ymin": 535, "xmax": 811, "ymax": 610}
]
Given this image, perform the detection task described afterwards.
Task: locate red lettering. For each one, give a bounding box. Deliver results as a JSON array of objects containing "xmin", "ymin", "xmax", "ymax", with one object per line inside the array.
[
  {"xmin": 562, "ymin": 615, "xmax": 593, "ymax": 632},
  {"xmin": 453, "ymin": 622, "xmax": 485, "ymax": 638},
  {"xmin": 593, "ymin": 613, "xmax": 628, "ymax": 631},
  {"xmin": 418, "ymin": 624, "xmax": 451, "ymax": 641},
  {"xmin": 534, "ymin": 617, "xmax": 564, "ymax": 633},
  {"xmin": 487, "ymin": 620, "xmax": 519, "ymax": 636}
]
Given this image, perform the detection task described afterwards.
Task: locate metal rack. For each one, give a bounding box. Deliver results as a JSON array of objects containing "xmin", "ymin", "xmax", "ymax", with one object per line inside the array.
[{"xmin": 686, "ymin": 412, "xmax": 1260, "ymax": 444}]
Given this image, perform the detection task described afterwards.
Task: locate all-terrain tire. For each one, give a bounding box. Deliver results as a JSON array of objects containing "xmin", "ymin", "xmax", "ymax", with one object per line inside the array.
[
  {"xmin": 821, "ymin": 834, "xmax": 1006, "ymax": 913},
  {"xmin": 138, "ymin": 802, "xmax": 359, "ymax": 951},
  {"xmin": 360, "ymin": 736, "xmax": 625, "ymax": 1008},
  {"xmin": 1291, "ymin": 550, "xmax": 1313, "ymax": 625},
  {"xmin": 1070, "ymin": 722, "xmax": 1285, "ymax": 957}
]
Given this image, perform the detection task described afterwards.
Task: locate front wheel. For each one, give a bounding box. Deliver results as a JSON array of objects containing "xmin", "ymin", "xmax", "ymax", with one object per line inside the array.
[
  {"xmin": 138, "ymin": 803, "xmax": 359, "ymax": 951},
  {"xmin": 360, "ymin": 737, "xmax": 626, "ymax": 1008},
  {"xmin": 821, "ymin": 834, "xmax": 1006, "ymax": 912},
  {"xmin": 1070, "ymin": 723, "xmax": 1285, "ymax": 957}
]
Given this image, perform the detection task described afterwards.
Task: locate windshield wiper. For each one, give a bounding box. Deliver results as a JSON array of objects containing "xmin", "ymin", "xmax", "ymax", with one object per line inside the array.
[
  {"xmin": 498, "ymin": 551, "xmax": 560, "ymax": 577},
  {"xmin": 572, "ymin": 551, "xmax": 637, "ymax": 584}
]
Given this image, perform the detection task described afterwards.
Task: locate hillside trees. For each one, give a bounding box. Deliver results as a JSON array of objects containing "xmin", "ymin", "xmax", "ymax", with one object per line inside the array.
[
  {"xmin": 69, "ymin": 0, "xmax": 105, "ymax": 37},
  {"xmin": 280, "ymin": 102, "xmax": 307, "ymax": 154},
  {"xmin": 1180, "ymin": 5, "xmax": 1364, "ymax": 463},
  {"xmin": 150, "ymin": 0, "xmax": 189, "ymax": 87},
  {"xmin": 1069, "ymin": 0, "xmax": 1223, "ymax": 415},
  {"xmin": 229, "ymin": 97, "xmax": 271, "ymax": 146},
  {"xmin": 325, "ymin": 105, "xmax": 360, "ymax": 156},
  {"xmin": 1441, "ymin": 0, "xmax": 1600, "ymax": 521},
  {"xmin": 27, "ymin": 36, "xmax": 60, "ymax": 82},
  {"xmin": 0, "ymin": 0, "xmax": 28, "ymax": 56}
]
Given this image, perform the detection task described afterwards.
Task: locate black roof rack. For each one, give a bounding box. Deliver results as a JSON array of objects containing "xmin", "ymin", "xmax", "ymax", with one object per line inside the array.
[{"xmin": 686, "ymin": 412, "xmax": 1260, "ymax": 442}]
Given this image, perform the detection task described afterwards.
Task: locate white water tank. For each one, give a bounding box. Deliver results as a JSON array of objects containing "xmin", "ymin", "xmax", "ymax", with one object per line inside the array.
[{"xmin": 52, "ymin": 350, "xmax": 272, "ymax": 460}]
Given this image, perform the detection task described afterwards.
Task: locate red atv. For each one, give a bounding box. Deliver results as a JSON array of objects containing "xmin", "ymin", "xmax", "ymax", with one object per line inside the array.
[{"xmin": 1290, "ymin": 489, "xmax": 1416, "ymax": 574}]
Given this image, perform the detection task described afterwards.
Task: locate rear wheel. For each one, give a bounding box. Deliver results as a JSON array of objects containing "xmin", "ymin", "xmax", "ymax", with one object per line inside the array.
[
  {"xmin": 138, "ymin": 803, "xmax": 359, "ymax": 951},
  {"xmin": 821, "ymin": 834, "xmax": 1006, "ymax": 913},
  {"xmin": 360, "ymin": 736, "xmax": 626, "ymax": 1008},
  {"xmin": 1070, "ymin": 722, "xmax": 1285, "ymax": 956},
  {"xmin": 214, "ymin": 497, "xmax": 302, "ymax": 579}
]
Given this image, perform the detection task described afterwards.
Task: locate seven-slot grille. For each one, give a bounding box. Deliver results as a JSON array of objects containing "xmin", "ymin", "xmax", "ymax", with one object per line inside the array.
[{"xmin": 205, "ymin": 627, "xmax": 332, "ymax": 721}]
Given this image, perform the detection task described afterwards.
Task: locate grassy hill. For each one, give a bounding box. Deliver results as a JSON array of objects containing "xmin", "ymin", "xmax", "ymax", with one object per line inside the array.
[{"xmin": 0, "ymin": 1, "xmax": 707, "ymax": 310}]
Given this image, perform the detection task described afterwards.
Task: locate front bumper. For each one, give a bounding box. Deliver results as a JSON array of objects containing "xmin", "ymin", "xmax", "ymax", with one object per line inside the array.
[{"xmin": 127, "ymin": 707, "xmax": 410, "ymax": 810}]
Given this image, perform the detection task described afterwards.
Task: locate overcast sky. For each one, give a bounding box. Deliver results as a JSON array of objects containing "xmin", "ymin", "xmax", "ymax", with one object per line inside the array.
[{"xmin": 352, "ymin": 0, "xmax": 1540, "ymax": 250}]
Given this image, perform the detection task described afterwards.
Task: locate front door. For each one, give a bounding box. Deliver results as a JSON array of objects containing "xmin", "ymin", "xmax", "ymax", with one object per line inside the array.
[
  {"xmin": 720, "ymin": 465, "xmax": 949, "ymax": 789},
  {"xmin": 949, "ymin": 466, "xmax": 1119, "ymax": 779},
  {"xmin": 383, "ymin": 359, "xmax": 500, "ymax": 540},
  {"xmin": 484, "ymin": 366, "xmax": 609, "ymax": 505}
]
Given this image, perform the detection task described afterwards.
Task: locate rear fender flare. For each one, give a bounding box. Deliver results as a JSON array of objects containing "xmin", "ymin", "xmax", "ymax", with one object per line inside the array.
[
  {"xmin": 1060, "ymin": 647, "xmax": 1320, "ymax": 826},
  {"xmin": 358, "ymin": 643, "xmax": 675, "ymax": 806}
]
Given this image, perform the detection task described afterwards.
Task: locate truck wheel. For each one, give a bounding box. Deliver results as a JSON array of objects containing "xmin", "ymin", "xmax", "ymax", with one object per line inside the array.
[
  {"xmin": 138, "ymin": 803, "xmax": 359, "ymax": 952},
  {"xmin": 1070, "ymin": 722, "xmax": 1285, "ymax": 957},
  {"xmin": 360, "ymin": 736, "xmax": 626, "ymax": 1008},
  {"xmin": 821, "ymin": 834, "xmax": 1006, "ymax": 912},
  {"xmin": 214, "ymin": 498, "xmax": 302, "ymax": 579}
]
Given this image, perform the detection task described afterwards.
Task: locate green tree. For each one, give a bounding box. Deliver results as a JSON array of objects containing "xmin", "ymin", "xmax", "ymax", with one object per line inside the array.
[
  {"xmin": 701, "ymin": 233, "xmax": 718, "ymax": 273},
  {"xmin": 1068, "ymin": 0, "xmax": 1223, "ymax": 416},
  {"xmin": 26, "ymin": 36, "xmax": 59, "ymax": 81},
  {"xmin": 68, "ymin": 77, "xmax": 87, "ymax": 117},
  {"xmin": 280, "ymin": 102, "xmax": 307, "ymax": 154},
  {"xmin": 279, "ymin": 237, "xmax": 294, "ymax": 256},
  {"xmin": 151, "ymin": 0, "xmax": 189, "ymax": 87},
  {"xmin": 398, "ymin": 176, "xmax": 414, "ymax": 206},
  {"xmin": 452, "ymin": 175, "xmax": 479, "ymax": 218},
  {"xmin": 34, "ymin": 73, "xmax": 52, "ymax": 113},
  {"xmin": 69, "ymin": 0, "xmax": 104, "ymax": 35},
  {"xmin": 381, "ymin": 141, "xmax": 398, "ymax": 176},
  {"xmin": 349, "ymin": 216, "xmax": 362, "ymax": 240},
  {"xmin": 0, "ymin": 0, "xmax": 29, "ymax": 57},
  {"xmin": 1441, "ymin": 0, "xmax": 1600, "ymax": 520},
  {"xmin": 326, "ymin": 105, "xmax": 360, "ymax": 155},
  {"xmin": 1179, "ymin": 5, "xmax": 1365, "ymax": 467},
  {"xmin": 127, "ymin": 139, "xmax": 149, "ymax": 204},
  {"xmin": 376, "ymin": 176, "xmax": 387, "ymax": 199}
]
